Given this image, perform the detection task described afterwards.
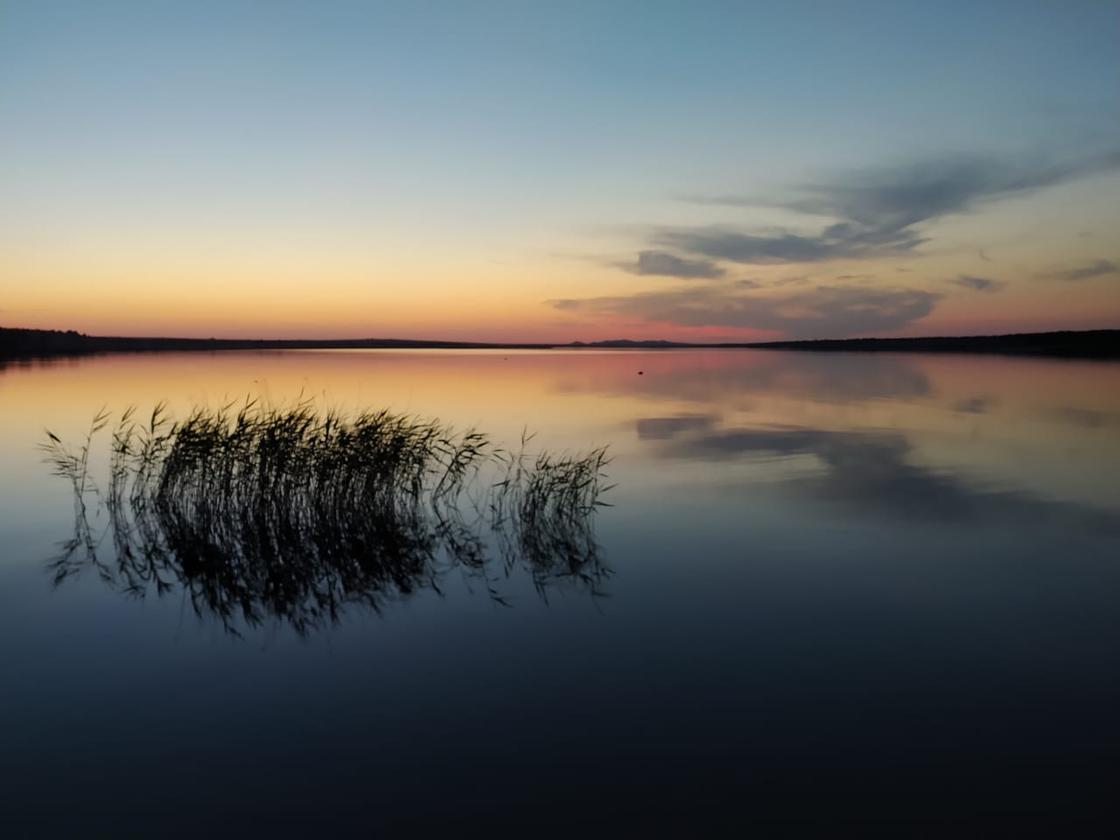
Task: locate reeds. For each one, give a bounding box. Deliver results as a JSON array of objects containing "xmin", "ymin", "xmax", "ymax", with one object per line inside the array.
[{"xmin": 41, "ymin": 399, "xmax": 611, "ymax": 634}]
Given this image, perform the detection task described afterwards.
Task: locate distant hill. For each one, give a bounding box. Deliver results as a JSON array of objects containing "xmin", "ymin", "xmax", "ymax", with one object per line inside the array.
[
  {"xmin": 2, "ymin": 326, "xmax": 1118, "ymax": 359},
  {"xmin": 573, "ymin": 331, "xmax": 1120, "ymax": 357},
  {"xmin": 0, "ymin": 327, "xmax": 554, "ymax": 356},
  {"xmin": 738, "ymin": 331, "xmax": 1120, "ymax": 357},
  {"xmin": 569, "ymin": 339, "xmax": 683, "ymax": 349}
]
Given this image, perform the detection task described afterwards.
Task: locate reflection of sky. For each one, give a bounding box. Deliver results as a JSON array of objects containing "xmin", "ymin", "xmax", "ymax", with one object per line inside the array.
[
  {"xmin": 3, "ymin": 348, "xmax": 1118, "ymax": 539},
  {"xmin": 3, "ymin": 349, "xmax": 1120, "ymax": 827},
  {"xmin": 648, "ymin": 424, "xmax": 1118, "ymax": 535}
]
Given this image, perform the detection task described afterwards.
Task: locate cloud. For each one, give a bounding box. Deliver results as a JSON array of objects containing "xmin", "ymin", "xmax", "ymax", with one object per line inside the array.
[
  {"xmin": 551, "ymin": 298, "xmax": 590, "ymax": 312},
  {"xmin": 667, "ymin": 147, "xmax": 1120, "ymax": 266},
  {"xmin": 551, "ymin": 284, "xmax": 939, "ymax": 338},
  {"xmin": 570, "ymin": 145, "xmax": 1118, "ymax": 339},
  {"xmin": 1049, "ymin": 259, "xmax": 1118, "ymax": 282},
  {"xmin": 615, "ymin": 249, "xmax": 726, "ymax": 279},
  {"xmin": 783, "ymin": 151, "xmax": 1119, "ymax": 226},
  {"xmin": 951, "ymin": 274, "xmax": 1005, "ymax": 293},
  {"xmin": 650, "ymin": 224, "xmax": 926, "ymax": 265}
]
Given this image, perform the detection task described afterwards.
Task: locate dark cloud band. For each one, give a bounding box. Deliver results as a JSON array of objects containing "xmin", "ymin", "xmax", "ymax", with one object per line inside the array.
[
  {"xmin": 952, "ymin": 275, "xmax": 1004, "ymax": 293},
  {"xmin": 552, "ymin": 284, "xmax": 940, "ymax": 338},
  {"xmin": 1049, "ymin": 259, "xmax": 1118, "ymax": 282},
  {"xmin": 615, "ymin": 250, "xmax": 726, "ymax": 279},
  {"xmin": 656, "ymin": 146, "xmax": 1120, "ymax": 268}
]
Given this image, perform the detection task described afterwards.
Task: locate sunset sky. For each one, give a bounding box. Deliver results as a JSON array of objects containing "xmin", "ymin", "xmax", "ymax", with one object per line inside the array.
[{"xmin": 2, "ymin": 1, "xmax": 1118, "ymax": 342}]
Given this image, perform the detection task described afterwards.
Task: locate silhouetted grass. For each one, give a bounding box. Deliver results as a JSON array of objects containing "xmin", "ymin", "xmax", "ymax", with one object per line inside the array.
[
  {"xmin": 41, "ymin": 399, "xmax": 611, "ymax": 634},
  {"xmin": 489, "ymin": 435, "xmax": 614, "ymax": 600}
]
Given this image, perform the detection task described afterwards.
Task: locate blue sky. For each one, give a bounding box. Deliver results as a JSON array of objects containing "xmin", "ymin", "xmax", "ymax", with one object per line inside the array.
[{"xmin": 2, "ymin": 1, "xmax": 1118, "ymax": 340}]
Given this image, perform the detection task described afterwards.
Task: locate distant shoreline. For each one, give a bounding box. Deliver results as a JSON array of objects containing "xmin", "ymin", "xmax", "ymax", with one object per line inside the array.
[{"xmin": 2, "ymin": 326, "xmax": 1118, "ymax": 360}]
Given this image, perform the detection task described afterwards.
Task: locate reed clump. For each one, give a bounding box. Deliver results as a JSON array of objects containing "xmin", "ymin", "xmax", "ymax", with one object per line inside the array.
[{"xmin": 41, "ymin": 399, "xmax": 611, "ymax": 634}]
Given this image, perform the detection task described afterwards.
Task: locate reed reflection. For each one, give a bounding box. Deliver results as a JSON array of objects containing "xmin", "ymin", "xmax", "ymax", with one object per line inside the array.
[{"xmin": 43, "ymin": 401, "xmax": 612, "ymax": 635}]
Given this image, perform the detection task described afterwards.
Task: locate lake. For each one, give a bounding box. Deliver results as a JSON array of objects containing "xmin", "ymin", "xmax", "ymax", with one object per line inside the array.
[{"xmin": 2, "ymin": 348, "xmax": 1119, "ymax": 832}]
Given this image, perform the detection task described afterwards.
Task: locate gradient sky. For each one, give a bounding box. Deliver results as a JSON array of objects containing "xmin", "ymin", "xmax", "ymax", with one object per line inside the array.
[{"xmin": 2, "ymin": 0, "xmax": 1118, "ymax": 341}]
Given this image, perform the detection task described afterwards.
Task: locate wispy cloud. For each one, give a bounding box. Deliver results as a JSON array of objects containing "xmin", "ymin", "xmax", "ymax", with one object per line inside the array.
[
  {"xmin": 614, "ymin": 249, "xmax": 725, "ymax": 279},
  {"xmin": 951, "ymin": 274, "xmax": 1005, "ymax": 293},
  {"xmin": 661, "ymin": 146, "xmax": 1120, "ymax": 267},
  {"xmin": 1048, "ymin": 259, "xmax": 1118, "ymax": 282},
  {"xmin": 552, "ymin": 284, "xmax": 939, "ymax": 338},
  {"xmin": 577, "ymin": 145, "xmax": 1118, "ymax": 338},
  {"xmin": 649, "ymin": 224, "xmax": 926, "ymax": 265}
]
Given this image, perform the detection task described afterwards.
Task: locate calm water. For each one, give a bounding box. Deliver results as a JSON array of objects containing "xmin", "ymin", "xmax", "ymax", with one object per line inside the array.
[{"xmin": 2, "ymin": 349, "xmax": 1119, "ymax": 832}]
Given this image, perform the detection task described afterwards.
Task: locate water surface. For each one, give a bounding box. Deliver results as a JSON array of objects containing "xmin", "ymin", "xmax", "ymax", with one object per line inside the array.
[{"xmin": 2, "ymin": 349, "xmax": 1119, "ymax": 831}]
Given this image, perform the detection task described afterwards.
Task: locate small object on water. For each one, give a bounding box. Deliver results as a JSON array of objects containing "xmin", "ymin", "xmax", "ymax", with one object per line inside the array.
[{"xmin": 638, "ymin": 370, "xmax": 644, "ymax": 375}]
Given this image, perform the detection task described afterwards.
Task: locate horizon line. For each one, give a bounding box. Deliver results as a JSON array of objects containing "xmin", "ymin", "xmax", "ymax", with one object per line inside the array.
[{"xmin": 3, "ymin": 325, "xmax": 1119, "ymax": 359}]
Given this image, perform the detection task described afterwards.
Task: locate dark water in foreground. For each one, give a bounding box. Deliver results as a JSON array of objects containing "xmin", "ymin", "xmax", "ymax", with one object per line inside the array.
[{"xmin": 2, "ymin": 349, "xmax": 1119, "ymax": 833}]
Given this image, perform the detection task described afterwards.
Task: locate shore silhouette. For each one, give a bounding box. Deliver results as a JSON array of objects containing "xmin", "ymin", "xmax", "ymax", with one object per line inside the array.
[{"xmin": 4, "ymin": 326, "xmax": 1118, "ymax": 360}]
